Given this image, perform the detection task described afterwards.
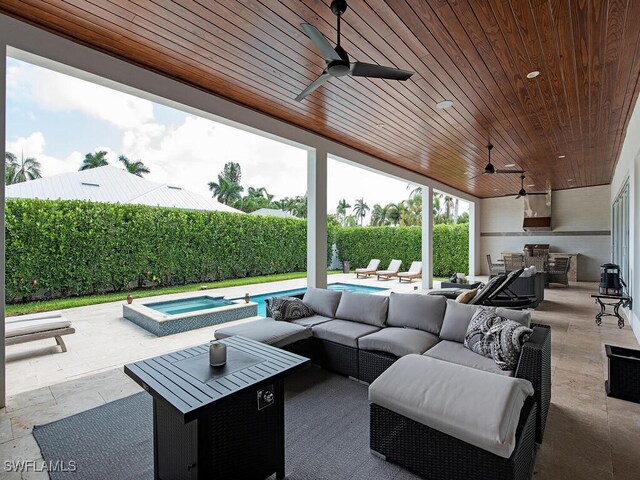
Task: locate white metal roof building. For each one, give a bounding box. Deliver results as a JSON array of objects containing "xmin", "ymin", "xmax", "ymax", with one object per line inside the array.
[
  {"xmin": 5, "ymin": 166, "xmax": 242, "ymax": 213},
  {"xmin": 250, "ymin": 208, "xmax": 296, "ymax": 218}
]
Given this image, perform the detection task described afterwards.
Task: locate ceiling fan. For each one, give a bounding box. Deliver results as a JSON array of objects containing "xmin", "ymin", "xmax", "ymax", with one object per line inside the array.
[
  {"xmin": 480, "ymin": 144, "xmax": 524, "ymax": 176},
  {"xmin": 296, "ymin": 0, "xmax": 414, "ymax": 101},
  {"xmin": 515, "ymin": 175, "xmax": 548, "ymax": 199}
]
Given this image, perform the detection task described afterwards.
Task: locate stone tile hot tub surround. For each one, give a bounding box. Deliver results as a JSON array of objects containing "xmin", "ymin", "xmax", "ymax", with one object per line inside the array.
[{"xmin": 123, "ymin": 298, "xmax": 258, "ymax": 336}]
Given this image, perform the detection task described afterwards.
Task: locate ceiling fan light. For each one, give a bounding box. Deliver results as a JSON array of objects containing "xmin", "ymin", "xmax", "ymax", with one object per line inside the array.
[
  {"xmin": 518, "ymin": 188, "xmax": 527, "ymax": 196},
  {"xmin": 483, "ymin": 163, "xmax": 495, "ymax": 174}
]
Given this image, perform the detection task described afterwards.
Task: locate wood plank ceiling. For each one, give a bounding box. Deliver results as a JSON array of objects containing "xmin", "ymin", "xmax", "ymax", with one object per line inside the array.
[{"xmin": 2, "ymin": 0, "xmax": 640, "ymax": 198}]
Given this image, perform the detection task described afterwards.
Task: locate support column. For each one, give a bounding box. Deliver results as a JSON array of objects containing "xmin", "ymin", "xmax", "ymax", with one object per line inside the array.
[
  {"xmin": 1, "ymin": 46, "xmax": 6, "ymax": 408},
  {"xmin": 422, "ymin": 186, "xmax": 433, "ymax": 290},
  {"xmin": 469, "ymin": 202, "xmax": 481, "ymax": 277},
  {"xmin": 307, "ymin": 148, "xmax": 327, "ymax": 289}
]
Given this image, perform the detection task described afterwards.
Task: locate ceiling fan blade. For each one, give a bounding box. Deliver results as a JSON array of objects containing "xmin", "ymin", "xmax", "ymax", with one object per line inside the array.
[
  {"xmin": 527, "ymin": 192, "xmax": 548, "ymax": 195},
  {"xmin": 301, "ymin": 24, "xmax": 341, "ymax": 62},
  {"xmin": 495, "ymin": 169, "xmax": 525, "ymax": 174},
  {"xmin": 350, "ymin": 62, "xmax": 413, "ymax": 80},
  {"xmin": 515, "ymin": 194, "xmax": 523, "ymax": 199},
  {"xmin": 295, "ymin": 73, "xmax": 331, "ymax": 101}
]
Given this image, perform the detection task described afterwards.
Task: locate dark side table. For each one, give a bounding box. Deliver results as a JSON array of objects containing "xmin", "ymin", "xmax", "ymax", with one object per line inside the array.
[
  {"xmin": 125, "ymin": 335, "xmax": 309, "ymax": 480},
  {"xmin": 591, "ymin": 293, "xmax": 632, "ymax": 328}
]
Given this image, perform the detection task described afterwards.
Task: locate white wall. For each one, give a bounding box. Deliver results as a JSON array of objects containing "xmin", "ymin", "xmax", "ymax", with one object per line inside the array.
[
  {"xmin": 480, "ymin": 185, "xmax": 611, "ymax": 281},
  {"xmin": 610, "ymin": 94, "xmax": 640, "ymax": 342}
]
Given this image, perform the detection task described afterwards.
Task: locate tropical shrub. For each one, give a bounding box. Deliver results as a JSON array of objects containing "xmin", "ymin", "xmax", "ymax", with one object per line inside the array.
[{"xmin": 335, "ymin": 224, "xmax": 469, "ymax": 277}]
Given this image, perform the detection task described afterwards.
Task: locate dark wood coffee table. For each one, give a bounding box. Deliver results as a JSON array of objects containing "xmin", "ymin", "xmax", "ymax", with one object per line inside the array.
[{"xmin": 124, "ymin": 335, "xmax": 309, "ymax": 479}]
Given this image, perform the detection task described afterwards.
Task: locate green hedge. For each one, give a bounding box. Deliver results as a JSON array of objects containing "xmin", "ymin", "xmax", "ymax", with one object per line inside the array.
[
  {"xmin": 5, "ymin": 199, "xmax": 309, "ymax": 302},
  {"xmin": 5, "ymin": 199, "xmax": 468, "ymax": 303},
  {"xmin": 335, "ymin": 224, "xmax": 469, "ymax": 277}
]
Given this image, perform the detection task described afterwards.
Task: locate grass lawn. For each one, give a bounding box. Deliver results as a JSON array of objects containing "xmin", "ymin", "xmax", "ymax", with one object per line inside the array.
[{"xmin": 6, "ymin": 271, "xmax": 342, "ymax": 316}]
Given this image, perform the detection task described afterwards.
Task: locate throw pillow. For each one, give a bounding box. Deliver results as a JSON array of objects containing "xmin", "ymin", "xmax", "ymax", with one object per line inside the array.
[
  {"xmin": 464, "ymin": 309, "xmax": 533, "ymax": 370},
  {"xmin": 455, "ymin": 288, "xmax": 478, "ymax": 304},
  {"xmin": 265, "ymin": 296, "xmax": 314, "ymax": 321}
]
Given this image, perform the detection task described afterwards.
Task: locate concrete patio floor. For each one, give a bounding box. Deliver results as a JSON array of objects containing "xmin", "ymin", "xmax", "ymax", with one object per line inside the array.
[{"xmin": 1, "ymin": 277, "xmax": 639, "ymax": 479}]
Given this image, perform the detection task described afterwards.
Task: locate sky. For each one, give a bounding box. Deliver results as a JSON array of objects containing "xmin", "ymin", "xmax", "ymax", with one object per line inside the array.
[{"xmin": 5, "ymin": 57, "xmax": 466, "ymax": 220}]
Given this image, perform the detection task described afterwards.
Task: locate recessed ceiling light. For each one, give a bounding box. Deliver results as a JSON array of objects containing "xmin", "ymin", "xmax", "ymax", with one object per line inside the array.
[
  {"xmin": 505, "ymin": 163, "xmax": 516, "ymax": 167},
  {"xmin": 527, "ymin": 184, "xmax": 535, "ymax": 187},
  {"xmin": 558, "ymin": 155, "xmax": 566, "ymax": 159},
  {"xmin": 526, "ymin": 70, "xmax": 540, "ymax": 79},
  {"xmin": 493, "ymin": 188, "xmax": 499, "ymax": 191},
  {"xmin": 436, "ymin": 100, "xmax": 454, "ymax": 109},
  {"xmin": 567, "ymin": 178, "xmax": 574, "ymax": 182},
  {"xmin": 376, "ymin": 123, "xmax": 385, "ymax": 128}
]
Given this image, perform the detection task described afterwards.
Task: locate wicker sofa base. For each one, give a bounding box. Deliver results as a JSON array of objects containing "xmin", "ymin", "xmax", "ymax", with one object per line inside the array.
[
  {"xmin": 370, "ymin": 400, "xmax": 537, "ymax": 480},
  {"xmin": 358, "ymin": 350, "xmax": 398, "ymax": 384},
  {"xmin": 315, "ymin": 339, "xmax": 359, "ymax": 378}
]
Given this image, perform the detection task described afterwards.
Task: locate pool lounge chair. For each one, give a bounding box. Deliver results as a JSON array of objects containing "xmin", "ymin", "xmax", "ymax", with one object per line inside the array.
[
  {"xmin": 376, "ymin": 259, "xmax": 402, "ymax": 281},
  {"xmin": 397, "ymin": 261, "xmax": 422, "ymax": 283},
  {"xmin": 355, "ymin": 259, "xmax": 381, "ymax": 279},
  {"xmin": 5, "ymin": 311, "xmax": 75, "ymax": 353}
]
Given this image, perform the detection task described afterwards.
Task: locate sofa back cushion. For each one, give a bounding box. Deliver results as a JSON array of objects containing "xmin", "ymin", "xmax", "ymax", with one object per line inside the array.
[
  {"xmin": 302, "ymin": 288, "xmax": 342, "ymax": 318},
  {"xmin": 386, "ymin": 292, "xmax": 446, "ymax": 335},
  {"xmin": 496, "ymin": 307, "xmax": 531, "ymax": 327},
  {"xmin": 335, "ymin": 291, "xmax": 389, "ymax": 327},
  {"xmin": 439, "ymin": 300, "xmax": 482, "ymax": 343}
]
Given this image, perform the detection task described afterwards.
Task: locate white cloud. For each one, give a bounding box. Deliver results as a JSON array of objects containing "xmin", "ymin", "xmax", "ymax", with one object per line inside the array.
[
  {"xmin": 7, "ymin": 61, "xmax": 164, "ymax": 134},
  {"xmin": 6, "ymin": 132, "xmax": 83, "ymax": 176}
]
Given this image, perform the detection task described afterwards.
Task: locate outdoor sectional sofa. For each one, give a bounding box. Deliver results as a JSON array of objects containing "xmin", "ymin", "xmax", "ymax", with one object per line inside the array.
[{"xmin": 214, "ymin": 288, "xmax": 551, "ymax": 479}]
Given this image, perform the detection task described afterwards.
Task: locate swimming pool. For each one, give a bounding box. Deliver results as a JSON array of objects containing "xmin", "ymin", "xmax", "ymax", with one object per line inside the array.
[
  {"xmin": 238, "ymin": 282, "xmax": 389, "ymax": 317},
  {"xmin": 145, "ymin": 296, "xmax": 234, "ymax": 315}
]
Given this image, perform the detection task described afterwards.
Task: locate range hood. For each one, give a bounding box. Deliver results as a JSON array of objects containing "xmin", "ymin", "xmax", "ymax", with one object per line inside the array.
[{"xmin": 523, "ymin": 193, "xmax": 552, "ymax": 231}]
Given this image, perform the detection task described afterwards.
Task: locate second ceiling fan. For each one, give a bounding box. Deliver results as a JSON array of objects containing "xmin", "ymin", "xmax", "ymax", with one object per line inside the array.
[
  {"xmin": 515, "ymin": 174, "xmax": 548, "ymax": 199},
  {"xmin": 296, "ymin": 0, "xmax": 414, "ymax": 101}
]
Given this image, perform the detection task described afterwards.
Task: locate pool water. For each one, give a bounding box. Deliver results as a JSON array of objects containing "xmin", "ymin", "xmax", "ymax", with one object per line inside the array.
[
  {"xmin": 146, "ymin": 296, "xmax": 234, "ymax": 315},
  {"xmin": 239, "ymin": 282, "xmax": 389, "ymax": 317}
]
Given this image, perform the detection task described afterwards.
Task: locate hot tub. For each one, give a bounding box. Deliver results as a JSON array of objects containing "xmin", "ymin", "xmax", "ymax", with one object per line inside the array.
[{"xmin": 123, "ymin": 295, "xmax": 257, "ymax": 336}]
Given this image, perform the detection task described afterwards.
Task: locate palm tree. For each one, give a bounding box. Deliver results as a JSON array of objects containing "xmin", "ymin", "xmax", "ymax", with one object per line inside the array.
[
  {"xmin": 208, "ymin": 175, "xmax": 244, "ymax": 205},
  {"xmin": 80, "ymin": 150, "xmax": 109, "ymax": 170},
  {"xmin": 6, "ymin": 151, "xmax": 41, "ymax": 184},
  {"xmin": 353, "ymin": 198, "xmax": 370, "ymax": 226},
  {"xmin": 336, "ymin": 199, "xmax": 351, "ymax": 226},
  {"xmin": 5, "ymin": 152, "xmax": 18, "ymax": 185},
  {"xmin": 432, "ymin": 192, "xmax": 442, "ymax": 221},
  {"xmin": 118, "ymin": 155, "xmax": 150, "ymax": 177},
  {"xmin": 443, "ymin": 195, "xmax": 455, "ymax": 221},
  {"xmin": 370, "ymin": 203, "xmax": 390, "ymax": 226},
  {"xmin": 385, "ymin": 202, "xmax": 404, "ymax": 226},
  {"xmin": 222, "ymin": 162, "xmax": 242, "ymax": 183}
]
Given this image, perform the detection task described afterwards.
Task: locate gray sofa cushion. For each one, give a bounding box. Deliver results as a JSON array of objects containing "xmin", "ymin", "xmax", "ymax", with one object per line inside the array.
[
  {"xmin": 423, "ymin": 340, "xmax": 514, "ymax": 376},
  {"xmin": 439, "ymin": 300, "xmax": 483, "ymax": 342},
  {"xmin": 312, "ymin": 319, "xmax": 380, "ymax": 348},
  {"xmin": 335, "ymin": 291, "xmax": 389, "ymax": 327},
  {"xmin": 358, "ymin": 327, "xmax": 440, "ymax": 357},
  {"xmin": 496, "ymin": 307, "xmax": 531, "ymax": 327},
  {"xmin": 291, "ymin": 314, "xmax": 332, "ymax": 327},
  {"xmin": 368, "ymin": 355, "xmax": 534, "ymax": 458},
  {"xmin": 386, "ymin": 292, "xmax": 446, "ymax": 335},
  {"xmin": 302, "ymin": 288, "xmax": 342, "ymax": 318},
  {"xmin": 214, "ymin": 319, "xmax": 311, "ymax": 348}
]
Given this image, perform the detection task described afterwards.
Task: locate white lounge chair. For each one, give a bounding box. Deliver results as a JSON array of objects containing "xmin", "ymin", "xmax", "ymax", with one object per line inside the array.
[
  {"xmin": 376, "ymin": 259, "xmax": 402, "ymax": 280},
  {"xmin": 5, "ymin": 311, "xmax": 75, "ymax": 353},
  {"xmin": 398, "ymin": 261, "xmax": 422, "ymax": 283},
  {"xmin": 355, "ymin": 259, "xmax": 381, "ymax": 279}
]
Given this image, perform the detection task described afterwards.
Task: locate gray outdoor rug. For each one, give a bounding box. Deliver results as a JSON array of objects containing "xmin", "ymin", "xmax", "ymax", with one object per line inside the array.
[{"xmin": 34, "ymin": 366, "xmax": 421, "ymax": 480}]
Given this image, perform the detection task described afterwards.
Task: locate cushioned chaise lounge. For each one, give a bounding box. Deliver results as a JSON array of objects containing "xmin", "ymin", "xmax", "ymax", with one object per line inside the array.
[
  {"xmin": 5, "ymin": 311, "xmax": 75, "ymax": 352},
  {"xmin": 355, "ymin": 259, "xmax": 381, "ymax": 279},
  {"xmin": 397, "ymin": 261, "xmax": 422, "ymax": 283},
  {"xmin": 375, "ymin": 259, "xmax": 402, "ymax": 280}
]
